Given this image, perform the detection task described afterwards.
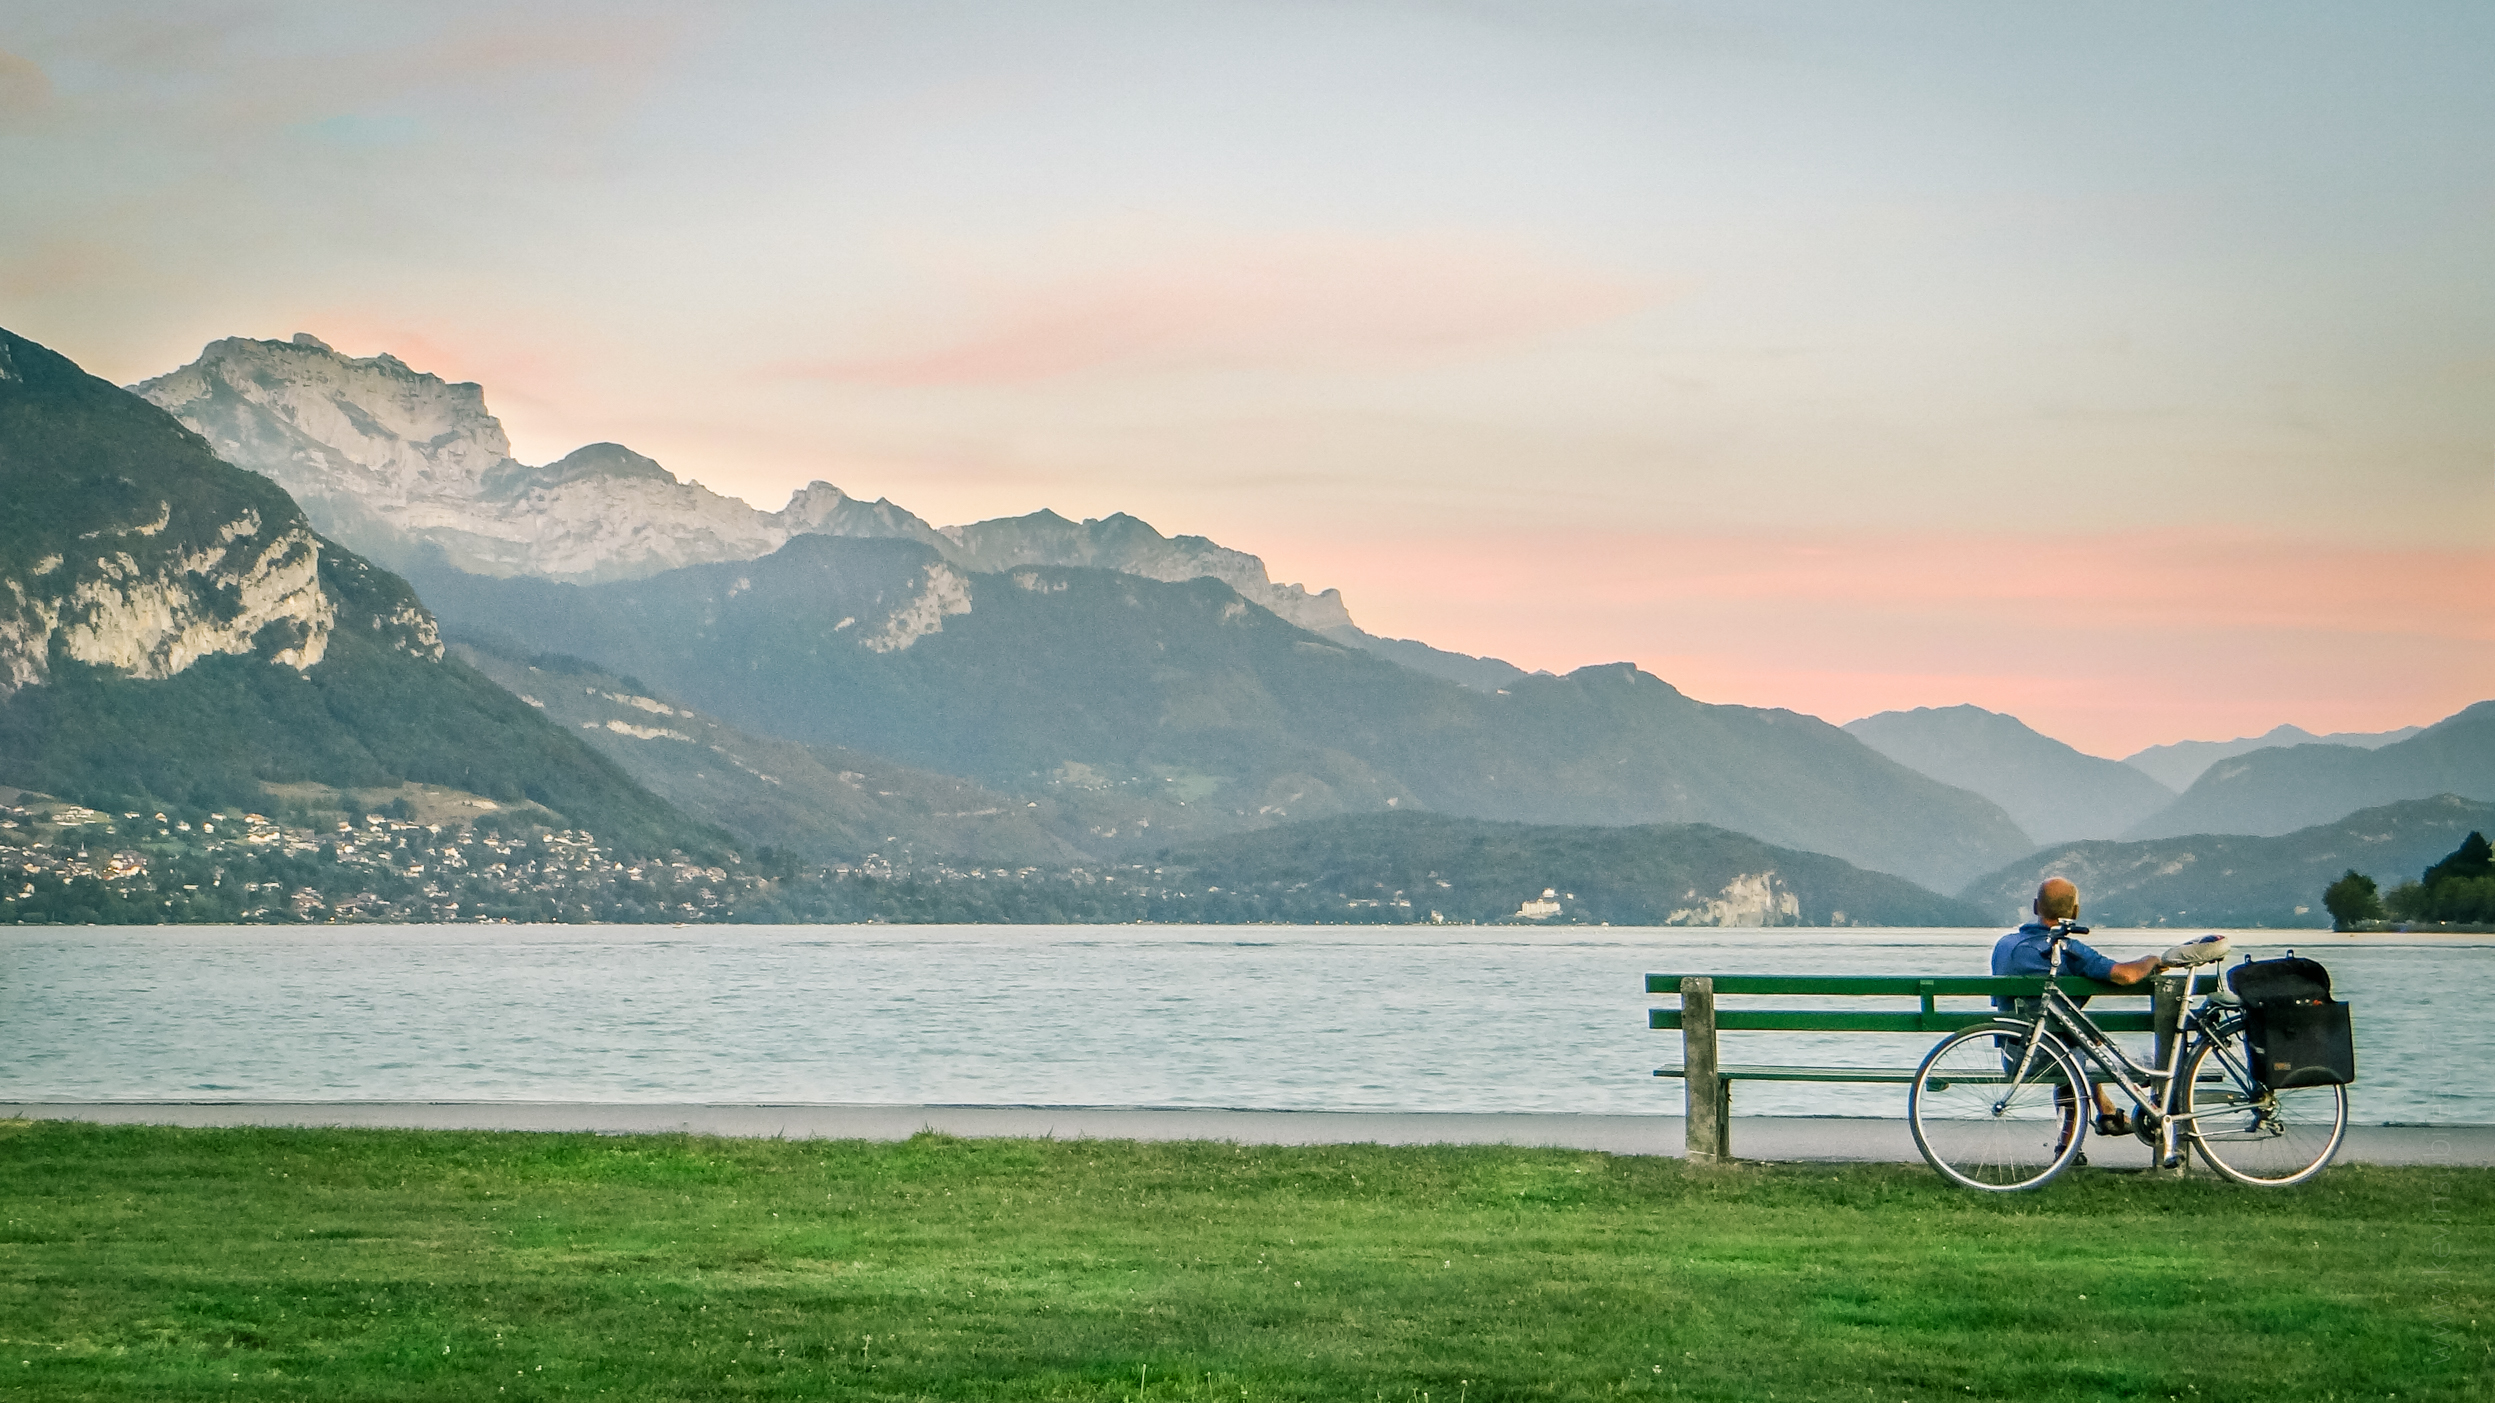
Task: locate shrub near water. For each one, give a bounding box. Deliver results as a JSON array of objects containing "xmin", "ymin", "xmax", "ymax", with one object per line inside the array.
[{"xmin": 0, "ymin": 1121, "xmax": 2487, "ymax": 1401}]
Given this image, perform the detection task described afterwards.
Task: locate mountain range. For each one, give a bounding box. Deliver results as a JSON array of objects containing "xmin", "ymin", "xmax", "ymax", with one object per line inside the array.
[
  {"xmin": 127, "ymin": 332, "xmax": 2041, "ymax": 892},
  {"xmin": 410, "ymin": 537, "xmax": 2030, "ymax": 890},
  {"xmin": 11, "ymin": 321, "xmax": 2476, "ymax": 926},
  {"xmin": 0, "ymin": 327, "xmax": 715, "ymax": 858},
  {"xmin": 1845, "ymin": 700, "xmax": 2491, "ymax": 858},
  {"xmin": 136, "ymin": 334, "xmax": 1562, "ymax": 697},
  {"xmin": 1844, "ymin": 704, "xmax": 2177, "ymax": 845},
  {"xmin": 2122, "ymin": 703, "xmax": 2495, "ymax": 839},
  {"xmin": 2122, "ymin": 722, "xmax": 2424, "ymax": 792},
  {"xmin": 136, "ymin": 335, "xmax": 1347, "ymax": 629},
  {"xmin": 443, "ymin": 631, "xmax": 2003, "ymax": 925},
  {"xmin": 1957, "ymin": 794, "xmax": 2495, "ymax": 929}
]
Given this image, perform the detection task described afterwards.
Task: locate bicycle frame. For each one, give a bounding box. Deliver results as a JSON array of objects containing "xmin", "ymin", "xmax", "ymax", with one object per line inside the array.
[{"xmin": 1994, "ymin": 924, "xmax": 2254, "ymax": 1166}]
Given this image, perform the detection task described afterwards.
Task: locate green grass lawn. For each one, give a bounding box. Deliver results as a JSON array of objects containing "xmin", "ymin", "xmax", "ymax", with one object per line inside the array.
[{"xmin": 1, "ymin": 1120, "xmax": 2486, "ymax": 1401}]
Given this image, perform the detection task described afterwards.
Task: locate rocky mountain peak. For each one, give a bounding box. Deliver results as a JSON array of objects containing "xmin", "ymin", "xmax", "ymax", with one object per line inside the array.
[
  {"xmin": 486, "ymin": 442, "xmax": 680, "ymax": 498},
  {"xmin": 944, "ymin": 508, "xmax": 1354, "ymax": 633},
  {"xmin": 134, "ymin": 336, "xmax": 790, "ymax": 583},
  {"xmin": 137, "ymin": 334, "xmax": 515, "ymax": 499},
  {"xmin": 776, "ymin": 481, "xmax": 955, "ymax": 553},
  {"xmin": 779, "ymin": 480, "xmax": 853, "ymax": 528}
]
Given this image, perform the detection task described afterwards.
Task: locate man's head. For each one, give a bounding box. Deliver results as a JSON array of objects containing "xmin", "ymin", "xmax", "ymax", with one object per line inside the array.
[{"xmin": 2034, "ymin": 878, "xmax": 2080, "ymax": 922}]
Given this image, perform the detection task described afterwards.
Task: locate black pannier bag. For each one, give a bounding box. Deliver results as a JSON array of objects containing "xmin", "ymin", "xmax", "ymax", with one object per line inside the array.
[{"xmin": 2227, "ymin": 955, "xmax": 2356, "ymax": 1089}]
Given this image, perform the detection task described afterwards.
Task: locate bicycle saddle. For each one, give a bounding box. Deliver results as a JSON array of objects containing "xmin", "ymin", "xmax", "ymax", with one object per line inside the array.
[{"xmin": 2158, "ymin": 933, "xmax": 2232, "ymax": 967}]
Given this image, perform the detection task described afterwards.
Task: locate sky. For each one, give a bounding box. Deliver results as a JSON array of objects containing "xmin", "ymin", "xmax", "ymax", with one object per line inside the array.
[{"xmin": 3, "ymin": 1, "xmax": 2489, "ymax": 757}]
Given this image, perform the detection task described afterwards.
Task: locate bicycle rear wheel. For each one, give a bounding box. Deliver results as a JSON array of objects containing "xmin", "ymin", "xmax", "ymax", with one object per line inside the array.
[
  {"xmin": 2185, "ymin": 1030, "xmax": 2346, "ymax": 1186},
  {"xmin": 1910, "ymin": 1022, "xmax": 2089, "ymax": 1192}
]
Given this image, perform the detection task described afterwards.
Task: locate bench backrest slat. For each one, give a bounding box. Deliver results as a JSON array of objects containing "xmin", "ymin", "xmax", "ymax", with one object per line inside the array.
[
  {"xmin": 1649, "ymin": 1008, "xmax": 2160, "ymax": 1034},
  {"xmin": 1644, "ymin": 973, "xmax": 2217, "ymax": 998}
]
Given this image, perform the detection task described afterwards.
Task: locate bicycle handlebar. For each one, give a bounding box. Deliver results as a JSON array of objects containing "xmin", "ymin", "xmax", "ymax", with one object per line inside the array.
[{"xmin": 2040, "ymin": 922, "xmax": 2088, "ymax": 981}]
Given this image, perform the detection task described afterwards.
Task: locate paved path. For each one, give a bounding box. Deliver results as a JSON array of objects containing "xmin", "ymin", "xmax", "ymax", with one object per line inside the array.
[{"xmin": 9, "ymin": 1103, "xmax": 2492, "ymax": 1166}]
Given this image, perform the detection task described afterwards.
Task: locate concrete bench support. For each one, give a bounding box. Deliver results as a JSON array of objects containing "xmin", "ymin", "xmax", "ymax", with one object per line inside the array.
[{"xmin": 1682, "ymin": 976, "xmax": 1729, "ymax": 1163}]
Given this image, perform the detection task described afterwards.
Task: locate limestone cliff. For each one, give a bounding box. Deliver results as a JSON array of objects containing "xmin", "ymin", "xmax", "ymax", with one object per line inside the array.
[{"xmin": 1, "ymin": 330, "xmax": 336, "ymax": 697}]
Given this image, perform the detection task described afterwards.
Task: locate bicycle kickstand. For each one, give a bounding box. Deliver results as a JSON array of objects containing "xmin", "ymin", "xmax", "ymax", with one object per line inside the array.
[{"xmin": 2155, "ymin": 1096, "xmax": 2185, "ymax": 1174}]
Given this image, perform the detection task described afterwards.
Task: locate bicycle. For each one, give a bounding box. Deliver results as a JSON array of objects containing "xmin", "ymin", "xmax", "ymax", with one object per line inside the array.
[{"xmin": 1907, "ymin": 923, "xmax": 2348, "ymax": 1191}]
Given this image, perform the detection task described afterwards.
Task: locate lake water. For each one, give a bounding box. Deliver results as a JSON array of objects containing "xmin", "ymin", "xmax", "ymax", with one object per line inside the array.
[{"xmin": 2, "ymin": 925, "xmax": 2487, "ymax": 1124}]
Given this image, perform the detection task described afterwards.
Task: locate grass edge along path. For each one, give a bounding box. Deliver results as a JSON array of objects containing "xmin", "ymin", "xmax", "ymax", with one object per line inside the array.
[{"xmin": 1, "ymin": 1120, "xmax": 2488, "ymax": 1401}]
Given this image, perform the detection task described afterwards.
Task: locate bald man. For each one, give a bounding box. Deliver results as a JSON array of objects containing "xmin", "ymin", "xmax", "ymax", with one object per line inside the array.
[{"xmin": 1991, "ymin": 877, "xmax": 2163, "ymax": 1136}]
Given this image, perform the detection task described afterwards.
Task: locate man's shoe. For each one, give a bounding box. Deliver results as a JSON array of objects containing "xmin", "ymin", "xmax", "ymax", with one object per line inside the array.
[{"xmin": 2093, "ymin": 1109, "xmax": 2133, "ymax": 1138}]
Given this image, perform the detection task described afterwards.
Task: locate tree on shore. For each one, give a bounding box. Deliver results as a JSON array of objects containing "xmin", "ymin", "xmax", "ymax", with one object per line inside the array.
[
  {"xmin": 2322, "ymin": 869, "xmax": 2384, "ymax": 931},
  {"xmin": 2382, "ymin": 831, "xmax": 2495, "ymax": 925}
]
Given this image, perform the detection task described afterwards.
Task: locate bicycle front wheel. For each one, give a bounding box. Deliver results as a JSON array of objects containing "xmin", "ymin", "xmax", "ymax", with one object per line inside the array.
[
  {"xmin": 1910, "ymin": 1022, "xmax": 2088, "ymax": 1192},
  {"xmin": 2185, "ymin": 1030, "xmax": 2346, "ymax": 1186}
]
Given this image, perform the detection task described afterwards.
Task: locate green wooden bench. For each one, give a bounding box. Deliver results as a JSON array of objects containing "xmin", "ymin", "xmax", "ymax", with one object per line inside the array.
[{"xmin": 1647, "ymin": 972, "xmax": 2216, "ymax": 1161}]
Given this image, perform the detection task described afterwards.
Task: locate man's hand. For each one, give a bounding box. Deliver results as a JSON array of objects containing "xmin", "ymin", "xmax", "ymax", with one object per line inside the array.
[{"xmin": 2106, "ymin": 955, "xmax": 2162, "ymax": 985}]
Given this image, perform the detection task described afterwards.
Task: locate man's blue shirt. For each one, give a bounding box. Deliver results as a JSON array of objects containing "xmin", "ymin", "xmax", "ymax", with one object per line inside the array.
[{"xmin": 1992, "ymin": 923, "xmax": 2118, "ymax": 982}]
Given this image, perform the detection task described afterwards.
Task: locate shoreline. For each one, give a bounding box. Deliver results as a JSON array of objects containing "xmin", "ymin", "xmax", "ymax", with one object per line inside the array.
[
  {"xmin": 10, "ymin": 1102, "xmax": 2491, "ymax": 1166},
  {"xmin": 7, "ymin": 921, "xmax": 2489, "ymax": 941}
]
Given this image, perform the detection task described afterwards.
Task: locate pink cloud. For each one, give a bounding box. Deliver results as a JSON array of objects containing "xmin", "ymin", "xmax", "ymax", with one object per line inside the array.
[
  {"xmin": 0, "ymin": 48, "xmax": 53, "ymax": 118},
  {"xmin": 776, "ymin": 233, "xmax": 1651, "ymax": 386},
  {"xmin": 0, "ymin": 236, "xmax": 129, "ymax": 299}
]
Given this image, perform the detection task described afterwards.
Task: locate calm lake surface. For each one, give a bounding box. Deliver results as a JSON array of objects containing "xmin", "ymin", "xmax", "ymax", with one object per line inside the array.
[{"xmin": 3, "ymin": 925, "xmax": 2486, "ymax": 1124}]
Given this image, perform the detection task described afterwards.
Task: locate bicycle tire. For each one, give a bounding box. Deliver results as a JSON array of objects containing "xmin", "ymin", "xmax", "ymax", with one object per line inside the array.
[
  {"xmin": 2185, "ymin": 1026, "xmax": 2346, "ymax": 1187},
  {"xmin": 1910, "ymin": 1021, "xmax": 2090, "ymax": 1192}
]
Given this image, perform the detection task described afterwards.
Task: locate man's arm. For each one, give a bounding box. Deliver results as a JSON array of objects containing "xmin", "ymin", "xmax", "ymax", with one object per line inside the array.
[{"xmin": 2104, "ymin": 954, "xmax": 2161, "ymax": 985}]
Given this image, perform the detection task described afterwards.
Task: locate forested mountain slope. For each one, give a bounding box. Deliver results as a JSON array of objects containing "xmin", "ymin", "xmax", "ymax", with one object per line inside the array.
[
  {"xmin": 407, "ymin": 536, "xmax": 2033, "ymax": 891},
  {"xmin": 452, "ymin": 639, "xmax": 1084, "ymax": 866},
  {"xmin": 1150, "ymin": 811, "xmax": 1988, "ymax": 926}
]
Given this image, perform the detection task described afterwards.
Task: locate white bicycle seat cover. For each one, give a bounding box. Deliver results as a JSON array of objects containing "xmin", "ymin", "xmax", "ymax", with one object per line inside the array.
[{"xmin": 2159, "ymin": 934, "xmax": 2232, "ymax": 967}]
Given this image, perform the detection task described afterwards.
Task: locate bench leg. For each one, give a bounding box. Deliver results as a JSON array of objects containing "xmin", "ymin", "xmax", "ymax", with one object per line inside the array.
[
  {"xmin": 1684, "ymin": 1070, "xmax": 1731, "ymax": 1163},
  {"xmin": 1683, "ymin": 977, "xmax": 1730, "ymax": 1163}
]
